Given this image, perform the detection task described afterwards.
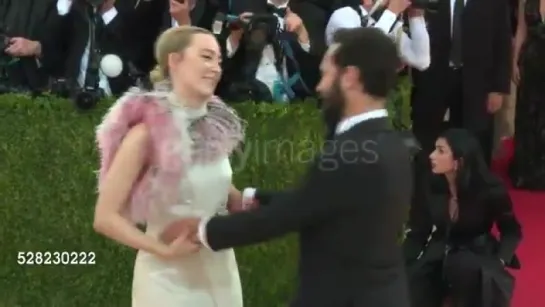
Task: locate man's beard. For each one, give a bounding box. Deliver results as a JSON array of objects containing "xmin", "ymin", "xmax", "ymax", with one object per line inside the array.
[{"xmin": 320, "ymin": 77, "xmax": 345, "ymax": 139}]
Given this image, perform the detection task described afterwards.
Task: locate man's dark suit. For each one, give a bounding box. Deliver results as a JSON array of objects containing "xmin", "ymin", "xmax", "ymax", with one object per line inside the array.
[
  {"xmin": 41, "ymin": 1, "xmax": 138, "ymax": 96},
  {"xmin": 203, "ymin": 117, "xmax": 413, "ymax": 307},
  {"xmin": 0, "ymin": 0, "xmax": 58, "ymax": 92},
  {"xmin": 410, "ymin": 0, "xmax": 511, "ymax": 162}
]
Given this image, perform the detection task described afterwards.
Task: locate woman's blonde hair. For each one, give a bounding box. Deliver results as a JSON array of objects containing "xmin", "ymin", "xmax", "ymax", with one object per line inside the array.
[{"xmin": 149, "ymin": 26, "xmax": 214, "ymax": 84}]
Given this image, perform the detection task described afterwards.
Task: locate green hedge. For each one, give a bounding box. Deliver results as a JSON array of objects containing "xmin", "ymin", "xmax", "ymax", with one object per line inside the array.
[{"xmin": 0, "ymin": 85, "xmax": 410, "ymax": 306}]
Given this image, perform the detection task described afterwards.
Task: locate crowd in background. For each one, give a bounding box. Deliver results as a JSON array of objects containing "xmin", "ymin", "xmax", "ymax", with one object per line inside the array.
[
  {"xmin": 2, "ymin": 0, "xmax": 539, "ymax": 187},
  {"xmin": 2, "ymin": 0, "xmax": 543, "ymax": 305}
]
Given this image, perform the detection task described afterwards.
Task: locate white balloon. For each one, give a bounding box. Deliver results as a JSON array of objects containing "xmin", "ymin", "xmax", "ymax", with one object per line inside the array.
[{"xmin": 100, "ymin": 54, "xmax": 123, "ymax": 78}]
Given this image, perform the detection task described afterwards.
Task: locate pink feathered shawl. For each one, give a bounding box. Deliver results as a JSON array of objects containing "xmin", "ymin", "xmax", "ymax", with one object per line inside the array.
[{"xmin": 96, "ymin": 86, "xmax": 244, "ymax": 223}]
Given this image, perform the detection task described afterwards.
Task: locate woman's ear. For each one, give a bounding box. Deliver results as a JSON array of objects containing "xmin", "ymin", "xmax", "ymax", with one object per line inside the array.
[
  {"xmin": 167, "ymin": 52, "xmax": 183, "ymax": 73},
  {"xmin": 454, "ymin": 158, "xmax": 464, "ymax": 171}
]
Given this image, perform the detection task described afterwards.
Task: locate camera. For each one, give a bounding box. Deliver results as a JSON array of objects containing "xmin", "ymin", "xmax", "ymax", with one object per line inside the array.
[
  {"xmin": 73, "ymin": 86, "xmax": 104, "ymax": 109},
  {"xmin": 49, "ymin": 78, "xmax": 104, "ymax": 110}
]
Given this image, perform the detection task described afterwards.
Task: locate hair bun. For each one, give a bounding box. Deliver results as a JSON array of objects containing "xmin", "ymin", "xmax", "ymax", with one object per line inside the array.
[{"xmin": 149, "ymin": 65, "xmax": 165, "ymax": 84}]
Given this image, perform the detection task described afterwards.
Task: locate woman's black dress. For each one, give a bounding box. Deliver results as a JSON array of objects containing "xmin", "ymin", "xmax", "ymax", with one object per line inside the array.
[
  {"xmin": 404, "ymin": 176, "xmax": 522, "ymax": 307},
  {"xmin": 510, "ymin": 0, "xmax": 545, "ymax": 190}
]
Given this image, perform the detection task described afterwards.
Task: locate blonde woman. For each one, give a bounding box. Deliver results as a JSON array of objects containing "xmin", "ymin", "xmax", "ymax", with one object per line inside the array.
[{"xmin": 93, "ymin": 26, "xmax": 245, "ymax": 306}]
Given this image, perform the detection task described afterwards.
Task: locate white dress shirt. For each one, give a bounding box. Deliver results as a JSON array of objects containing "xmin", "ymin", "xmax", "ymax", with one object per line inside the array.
[
  {"xmin": 198, "ymin": 109, "xmax": 389, "ymax": 249},
  {"xmin": 225, "ymin": 0, "xmax": 310, "ymax": 102},
  {"xmin": 57, "ymin": 0, "xmax": 116, "ymax": 96},
  {"xmin": 325, "ymin": 6, "xmax": 431, "ymax": 71}
]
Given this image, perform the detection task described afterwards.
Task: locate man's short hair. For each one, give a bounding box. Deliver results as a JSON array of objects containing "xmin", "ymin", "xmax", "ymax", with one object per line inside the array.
[{"xmin": 332, "ymin": 27, "xmax": 400, "ymax": 98}]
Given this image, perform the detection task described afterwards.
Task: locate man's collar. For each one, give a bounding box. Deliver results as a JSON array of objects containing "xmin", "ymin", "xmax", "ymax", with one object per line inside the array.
[{"xmin": 335, "ymin": 109, "xmax": 388, "ymax": 135}]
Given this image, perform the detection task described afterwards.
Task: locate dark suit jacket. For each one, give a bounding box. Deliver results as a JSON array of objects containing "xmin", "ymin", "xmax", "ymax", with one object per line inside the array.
[
  {"xmin": 0, "ymin": 0, "xmax": 58, "ymax": 91},
  {"xmin": 205, "ymin": 117, "xmax": 413, "ymax": 307},
  {"xmin": 41, "ymin": 1, "xmax": 138, "ymax": 96},
  {"xmin": 117, "ymin": 0, "xmax": 219, "ymax": 75},
  {"xmin": 411, "ymin": 0, "xmax": 512, "ymax": 131}
]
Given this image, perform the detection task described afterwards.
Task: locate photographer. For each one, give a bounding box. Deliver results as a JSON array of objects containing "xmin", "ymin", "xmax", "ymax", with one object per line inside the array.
[
  {"xmin": 0, "ymin": 0, "xmax": 60, "ymax": 93},
  {"xmin": 219, "ymin": 0, "xmax": 327, "ymax": 102},
  {"xmin": 40, "ymin": 0, "xmax": 140, "ymax": 105},
  {"xmin": 325, "ymin": 0, "xmax": 430, "ymax": 71}
]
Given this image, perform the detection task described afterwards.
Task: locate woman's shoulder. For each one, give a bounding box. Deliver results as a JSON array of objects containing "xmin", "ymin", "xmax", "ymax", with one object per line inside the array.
[{"xmin": 206, "ymin": 96, "xmax": 245, "ymax": 143}]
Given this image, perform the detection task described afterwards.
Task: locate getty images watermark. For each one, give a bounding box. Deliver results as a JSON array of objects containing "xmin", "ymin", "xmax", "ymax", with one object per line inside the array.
[{"xmin": 230, "ymin": 138, "xmax": 379, "ymax": 172}]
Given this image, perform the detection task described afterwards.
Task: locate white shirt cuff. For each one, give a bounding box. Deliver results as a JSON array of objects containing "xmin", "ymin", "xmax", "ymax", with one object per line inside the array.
[
  {"xmin": 373, "ymin": 9, "xmax": 398, "ymax": 34},
  {"xmin": 225, "ymin": 36, "xmax": 238, "ymax": 58},
  {"xmin": 102, "ymin": 7, "xmax": 118, "ymax": 25},
  {"xmin": 198, "ymin": 216, "xmax": 212, "ymax": 249},
  {"xmin": 56, "ymin": 0, "xmax": 72, "ymax": 15},
  {"xmin": 242, "ymin": 187, "xmax": 257, "ymax": 209},
  {"xmin": 299, "ymin": 41, "xmax": 311, "ymax": 53}
]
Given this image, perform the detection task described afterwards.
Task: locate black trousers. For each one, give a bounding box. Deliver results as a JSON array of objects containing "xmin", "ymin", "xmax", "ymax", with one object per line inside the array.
[
  {"xmin": 412, "ymin": 67, "xmax": 493, "ymax": 168},
  {"xmin": 408, "ymin": 251, "xmax": 484, "ymax": 307}
]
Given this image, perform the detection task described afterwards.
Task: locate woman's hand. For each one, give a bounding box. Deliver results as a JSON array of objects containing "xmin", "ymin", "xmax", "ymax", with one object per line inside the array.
[
  {"xmin": 227, "ymin": 186, "xmax": 259, "ymax": 212},
  {"xmin": 512, "ymin": 64, "xmax": 520, "ymax": 85},
  {"xmin": 157, "ymin": 230, "xmax": 200, "ymax": 259},
  {"xmin": 227, "ymin": 188, "xmax": 244, "ymax": 212}
]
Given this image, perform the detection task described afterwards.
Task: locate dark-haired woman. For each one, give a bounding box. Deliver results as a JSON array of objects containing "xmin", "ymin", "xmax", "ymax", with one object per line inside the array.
[{"xmin": 405, "ymin": 128, "xmax": 522, "ymax": 307}]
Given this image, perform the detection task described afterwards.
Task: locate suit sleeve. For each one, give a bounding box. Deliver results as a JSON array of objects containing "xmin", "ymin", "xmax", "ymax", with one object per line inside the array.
[
  {"xmin": 490, "ymin": 0, "xmax": 512, "ymax": 94},
  {"xmin": 205, "ymin": 156, "xmax": 348, "ymax": 251},
  {"xmin": 254, "ymin": 189, "xmax": 293, "ymax": 205},
  {"xmin": 490, "ymin": 187, "xmax": 522, "ymax": 263}
]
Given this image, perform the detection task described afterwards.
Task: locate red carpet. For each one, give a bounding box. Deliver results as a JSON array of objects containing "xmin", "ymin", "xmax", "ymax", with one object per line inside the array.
[{"xmin": 492, "ymin": 138, "xmax": 545, "ymax": 307}]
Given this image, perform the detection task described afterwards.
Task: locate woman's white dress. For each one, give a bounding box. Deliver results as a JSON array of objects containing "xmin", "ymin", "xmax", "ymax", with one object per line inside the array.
[{"xmin": 131, "ymin": 105, "xmax": 243, "ymax": 307}]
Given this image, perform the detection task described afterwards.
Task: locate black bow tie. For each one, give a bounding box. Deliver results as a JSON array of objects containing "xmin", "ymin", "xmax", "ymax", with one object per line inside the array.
[{"xmin": 267, "ymin": 4, "xmax": 287, "ymax": 18}]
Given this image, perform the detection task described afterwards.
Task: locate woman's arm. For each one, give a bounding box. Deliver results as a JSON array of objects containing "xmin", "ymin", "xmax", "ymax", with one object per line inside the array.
[
  {"xmin": 491, "ymin": 188, "xmax": 522, "ymax": 263},
  {"xmin": 93, "ymin": 124, "xmax": 172, "ymax": 258},
  {"xmin": 512, "ymin": 0, "xmax": 527, "ymax": 82}
]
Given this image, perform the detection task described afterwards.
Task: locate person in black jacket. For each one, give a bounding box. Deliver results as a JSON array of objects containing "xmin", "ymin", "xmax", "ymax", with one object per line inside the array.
[
  {"xmin": 405, "ymin": 128, "xmax": 522, "ymax": 307},
  {"xmin": 0, "ymin": 0, "xmax": 59, "ymax": 93}
]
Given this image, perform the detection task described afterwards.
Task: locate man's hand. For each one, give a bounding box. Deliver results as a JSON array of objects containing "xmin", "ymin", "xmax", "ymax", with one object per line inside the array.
[
  {"xmin": 487, "ymin": 92, "xmax": 503, "ymax": 114},
  {"xmin": 4, "ymin": 38, "xmax": 41, "ymax": 57},
  {"xmin": 285, "ymin": 8, "xmax": 309, "ymax": 44},
  {"xmin": 170, "ymin": 0, "xmax": 191, "ymax": 26},
  {"xmin": 100, "ymin": 0, "xmax": 116, "ymax": 14},
  {"xmin": 361, "ymin": 0, "xmax": 374, "ymax": 11},
  {"xmin": 160, "ymin": 217, "xmax": 201, "ymax": 245},
  {"xmin": 407, "ymin": 7, "xmax": 424, "ymax": 17},
  {"xmin": 387, "ymin": 0, "xmax": 411, "ymax": 15}
]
